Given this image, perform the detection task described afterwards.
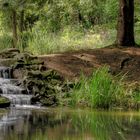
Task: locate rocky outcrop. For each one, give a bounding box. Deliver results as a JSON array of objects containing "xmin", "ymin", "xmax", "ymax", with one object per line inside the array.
[
  {"xmin": 0, "ymin": 49, "xmax": 71, "ymax": 107},
  {"xmin": 23, "ymin": 70, "xmax": 63, "ymax": 106},
  {"xmin": 0, "ymin": 48, "xmax": 20, "ymax": 59}
]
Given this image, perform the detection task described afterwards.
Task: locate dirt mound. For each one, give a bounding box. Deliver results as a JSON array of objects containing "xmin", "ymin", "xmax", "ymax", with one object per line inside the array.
[{"xmin": 39, "ymin": 47, "xmax": 140, "ymax": 81}]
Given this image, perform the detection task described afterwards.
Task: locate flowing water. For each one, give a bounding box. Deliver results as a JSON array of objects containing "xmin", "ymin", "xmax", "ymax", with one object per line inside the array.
[
  {"xmin": 0, "ymin": 66, "xmax": 32, "ymax": 106},
  {"xmin": 0, "ymin": 66, "xmax": 140, "ymax": 140}
]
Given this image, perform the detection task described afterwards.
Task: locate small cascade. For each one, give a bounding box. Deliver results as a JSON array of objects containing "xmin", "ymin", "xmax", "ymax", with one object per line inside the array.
[
  {"xmin": 0, "ymin": 66, "xmax": 32, "ymax": 107},
  {"xmin": 2, "ymin": 94, "xmax": 32, "ymax": 105},
  {"xmin": 0, "ymin": 66, "xmax": 12, "ymax": 79}
]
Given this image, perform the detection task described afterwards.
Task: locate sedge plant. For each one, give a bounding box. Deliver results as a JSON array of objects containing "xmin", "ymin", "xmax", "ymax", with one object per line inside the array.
[{"xmin": 69, "ymin": 67, "xmax": 126, "ymax": 109}]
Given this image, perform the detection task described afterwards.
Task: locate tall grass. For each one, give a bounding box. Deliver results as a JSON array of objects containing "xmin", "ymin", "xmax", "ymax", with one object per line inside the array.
[
  {"xmin": 26, "ymin": 25, "xmax": 116, "ymax": 55},
  {"xmin": 0, "ymin": 33, "xmax": 12, "ymax": 50},
  {"xmin": 69, "ymin": 67, "xmax": 139, "ymax": 109}
]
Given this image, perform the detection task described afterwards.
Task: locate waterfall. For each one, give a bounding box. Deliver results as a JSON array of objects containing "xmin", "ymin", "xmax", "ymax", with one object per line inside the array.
[
  {"xmin": 0, "ymin": 66, "xmax": 12, "ymax": 79},
  {"xmin": 0, "ymin": 66, "xmax": 32, "ymax": 106}
]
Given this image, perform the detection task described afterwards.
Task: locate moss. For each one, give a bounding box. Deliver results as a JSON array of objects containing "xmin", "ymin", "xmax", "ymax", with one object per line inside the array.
[{"xmin": 0, "ymin": 96, "xmax": 10, "ymax": 108}]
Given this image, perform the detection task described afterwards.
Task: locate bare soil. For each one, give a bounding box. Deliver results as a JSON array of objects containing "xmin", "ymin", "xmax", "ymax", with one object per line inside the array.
[{"xmin": 39, "ymin": 47, "xmax": 140, "ymax": 82}]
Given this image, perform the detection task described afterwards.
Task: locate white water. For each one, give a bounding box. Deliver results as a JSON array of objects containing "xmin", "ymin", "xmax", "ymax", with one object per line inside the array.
[
  {"xmin": 2, "ymin": 94, "xmax": 32, "ymax": 105},
  {"xmin": 0, "ymin": 66, "xmax": 32, "ymax": 106},
  {"xmin": 0, "ymin": 67, "xmax": 12, "ymax": 79},
  {"xmin": 0, "ymin": 67, "xmax": 41, "ymax": 140}
]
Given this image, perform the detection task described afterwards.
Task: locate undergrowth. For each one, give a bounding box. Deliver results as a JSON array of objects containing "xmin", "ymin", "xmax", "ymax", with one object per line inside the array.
[
  {"xmin": 68, "ymin": 67, "xmax": 140, "ymax": 110},
  {"xmin": 26, "ymin": 25, "xmax": 116, "ymax": 55}
]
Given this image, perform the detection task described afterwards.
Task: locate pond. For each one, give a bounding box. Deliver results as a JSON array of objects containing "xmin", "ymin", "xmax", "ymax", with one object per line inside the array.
[{"xmin": 0, "ymin": 107, "xmax": 140, "ymax": 140}]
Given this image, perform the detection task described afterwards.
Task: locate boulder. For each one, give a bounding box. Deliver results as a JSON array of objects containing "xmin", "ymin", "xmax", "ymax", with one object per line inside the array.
[
  {"xmin": 0, "ymin": 96, "xmax": 10, "ymax": 108},
  {"xmin": 21, "ymin": 70, "xmax": 65, "ymax": 106}
]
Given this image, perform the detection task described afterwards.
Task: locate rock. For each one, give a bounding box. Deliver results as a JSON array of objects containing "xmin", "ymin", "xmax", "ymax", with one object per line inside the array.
[
  {"xmin": 13, "ymin": 63, "xmax": 25, "ymax": 69},
  {"xmin": 3, "ymin": 48, "xmax": 20, "ymax": 53},
  {"xmin": 31, "ymin": 96, "xmax": 40, "ymax": 104},
  {"xmin": 21, "ymin": 69, "xmax": 65, "ymax": 106},
  {"xmin": 0, "ymin": 88, "xmax": 2, "ymax": 94},
  {"xmin": 30, "ymin": 59, "xmax": 44, "ymax": 65},
  {"xmin": 0, "ymin": 48, "xmax": 20, "ymax": 59},
  {"xmin": 27, "ymin": 71, "xmax": 43, "ymax": 79},
  {"xmin": 0, "ymin": 49, "xmax": 69, "ymax": 107},
  {"xmin": 21, "ymin": 89, "xmax": 28, "ymax": 94},
  {"xmin": 13, "ymin": 69, "xmax": 26, "ymax": 79},
  {"xmin": 14, "ymin": 53, "xmax": 37, "ymax": 62},
  {"xmin": 39, "ymin": 65, "xmax": 47, "ymax": 71},
  {"xmin": 0, "ymin": 96, "xmax": 10, "ymax": 108},
  {"xmin": 1, "ymin": 50, "xmax": 70, "ymax": 107},
  {"xmin": 40, "ymin": 95, "xmax": 58, "ymax": 106},
  {"xmin": 0, "ymin": 59, "xmax": 17, "ymax": 67},
  {"xmin": 17, "ymin": 60, "xmax": 25, "ymax": 63}
]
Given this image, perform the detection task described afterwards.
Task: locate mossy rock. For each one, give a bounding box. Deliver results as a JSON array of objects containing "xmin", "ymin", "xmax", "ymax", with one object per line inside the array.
[
  {"xmin": 27, "ymin": 70, "xmax": 63, "ymax": 81},
  {"xmin": 40, "ymin": 95, "xmax": 58, "ymax": 106},
  {"xmin": 0, "ymin": 96, "xmax": 10, "ymax": 108},
  {"xmin": 13, "ymin": 63, "xmax": 46, "ymax": 72},
  {"xmin": 14, "ymin": 53, "xmax": 37, "ymax": 62},
  {"xmin": 0, "ymin": 48, "xmax": 20, "ymax": 59},
  {"xmin": 0, "ymin": 59, "xmax": 17, "ymax": 67}
]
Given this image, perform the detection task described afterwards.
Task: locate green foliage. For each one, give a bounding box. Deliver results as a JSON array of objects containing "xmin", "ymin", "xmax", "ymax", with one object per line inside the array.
[
  {"xmin": 104, "ymin": 0, "xmax": 119, "ymax": 22},
  {"xmin": 1, "ymin": 0, "xmax": 119, "ymax": 33},
  {"xmin": 0, "ymin": 0, "xmax": 139, "ymax": 53},
  {"xmin": 0, "ymin": 33, "xmax": 12, "ymax": 49},
  {"xmin": 69, "ymin": 67, "xmax": 139, "ymax": 109},
  {"xmin": 26, "ymin": 24, "xmax": 116, "ymax": 54},
  {"xmin": 38, "ymin": 0, "xmax": 118, "ymax": 31}
]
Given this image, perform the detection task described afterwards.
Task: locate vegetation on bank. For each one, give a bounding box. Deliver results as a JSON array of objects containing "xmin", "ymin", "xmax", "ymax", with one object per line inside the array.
[
  {"xmin": 62, "ymin": 67, "xmax": 140, "ymax": 110},
  {"xmin": 0, "ymin": 49, "xmax": 139, "ymax": 110},
  {"xmin": 0, "ymin": 0, "xmax": 139, "ymax": 111}
]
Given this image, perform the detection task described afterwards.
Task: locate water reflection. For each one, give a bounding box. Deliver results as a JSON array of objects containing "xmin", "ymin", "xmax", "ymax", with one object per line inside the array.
[{"xmin": 0, "ymin": 108, "xmax": 139, "ymax": 140}]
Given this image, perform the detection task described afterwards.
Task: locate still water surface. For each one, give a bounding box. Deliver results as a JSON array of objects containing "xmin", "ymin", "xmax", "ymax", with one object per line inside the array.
[{"xmin": 0, "ymin": 107, "xmax": 139, "ymax": 140}]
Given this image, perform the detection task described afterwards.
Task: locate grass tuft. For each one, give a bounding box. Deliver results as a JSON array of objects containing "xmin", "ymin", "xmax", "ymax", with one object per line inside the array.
[{"xmin": 68, "ymin": 67, "xmax": 139, "ymax": 110}]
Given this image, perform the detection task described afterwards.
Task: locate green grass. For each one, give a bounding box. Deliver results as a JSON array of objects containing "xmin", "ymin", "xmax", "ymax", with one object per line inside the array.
[
  {"xmin": 0, "ymin": 22, "xmax": 139, "ymax": 55},
  {"xmin": 68, "ymin": 67, "xmax": 140, "ymax": 110},
  {"xmin": 26, "ymin": 22, "xmax": 140, "ymax": 55},
  {"xmin": 0, "ymin": 33, "xmax": 12, "ymax": 50},
  {"xmin": 26, "ymin": 25, "xmax": 116, "ymax": 55}
]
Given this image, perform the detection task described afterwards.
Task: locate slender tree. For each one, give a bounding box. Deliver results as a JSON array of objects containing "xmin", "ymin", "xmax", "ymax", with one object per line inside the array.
[
  {"xmin": 116, "ymin": 0, "xmax": 135, "ymax": 46},
  {"xmin": 0, "ymin": 0, "xmax": 35, "ymax": 48},
  {"xmin": 12, "ymin": 9, "xmax": 18, "ymax": 48}
]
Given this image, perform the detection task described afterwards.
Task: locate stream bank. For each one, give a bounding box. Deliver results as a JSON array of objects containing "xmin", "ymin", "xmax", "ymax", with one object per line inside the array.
[{"xmin": 0, "ymin": 47, "xmax": 140, "ymax": 109}]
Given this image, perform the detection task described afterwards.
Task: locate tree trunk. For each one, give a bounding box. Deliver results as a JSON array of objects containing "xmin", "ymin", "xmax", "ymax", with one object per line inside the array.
[
  {"xmin": 12, "ymin": 10, "xmax": 18, "ymax": 48},
  {"xmin": 116, "ymin": 0, "xmax": 135, "ymax": 46},
  {"xmin": 19, "ymin": 10, "xmax": 24, "ymax": 33},
  {"xmin": 19, "ymin": 10, "xmax": 24, "ymax": 50}
]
